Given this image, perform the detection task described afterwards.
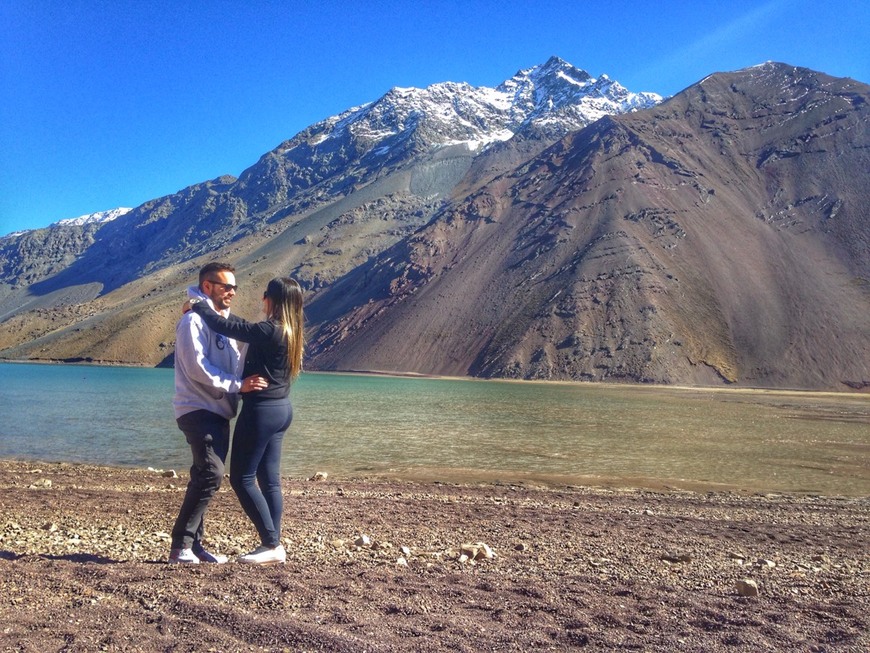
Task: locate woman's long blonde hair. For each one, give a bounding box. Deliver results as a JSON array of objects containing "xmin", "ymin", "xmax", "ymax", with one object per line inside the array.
[{"xmin": 264, "ymin": 277, "xmax": 305, "ymax": 380}]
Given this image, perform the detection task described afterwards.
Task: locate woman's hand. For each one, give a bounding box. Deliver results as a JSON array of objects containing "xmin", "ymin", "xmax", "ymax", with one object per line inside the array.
[
  {"xmin": 183, "ymin": 297, "xmax": 204, "ymax": 314},
  {"xmin": 241, "ymin": 374, "xmax": 269, "ymax": 393}
]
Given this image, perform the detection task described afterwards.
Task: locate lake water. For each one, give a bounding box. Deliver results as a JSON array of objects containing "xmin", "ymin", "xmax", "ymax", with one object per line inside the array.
[{"xmin": 0, "ymin": 362, "xmax": 868, "ymax": 496}]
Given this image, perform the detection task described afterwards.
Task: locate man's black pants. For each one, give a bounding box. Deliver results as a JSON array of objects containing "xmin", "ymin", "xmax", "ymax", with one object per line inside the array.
[{"xmin": 170, "ymin": 410, "xmax": 230, "ymax": 549}]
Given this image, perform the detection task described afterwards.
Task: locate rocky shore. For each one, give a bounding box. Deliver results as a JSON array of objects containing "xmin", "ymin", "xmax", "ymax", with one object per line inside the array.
[{"xmin": 1, "ymin": 459, "xmax": 868, "ymax": 651}]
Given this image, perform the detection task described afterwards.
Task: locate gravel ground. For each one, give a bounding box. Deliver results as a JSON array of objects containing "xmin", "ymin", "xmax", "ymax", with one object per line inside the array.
[{"xmin": 1, "ymin": 459, "xmax": 868, "ymax": 652}]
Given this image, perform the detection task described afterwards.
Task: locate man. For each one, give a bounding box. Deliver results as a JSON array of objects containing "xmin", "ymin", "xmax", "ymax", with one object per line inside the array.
[{"xmin": 169, "ymin": 262, "xmax": 263, "ymax": 563}]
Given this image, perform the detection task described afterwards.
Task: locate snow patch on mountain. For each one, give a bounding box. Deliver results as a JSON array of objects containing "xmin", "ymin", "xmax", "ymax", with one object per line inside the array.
[{"xmin": 54, "ymin": 207, "xmax": 133, "ymax": 228}]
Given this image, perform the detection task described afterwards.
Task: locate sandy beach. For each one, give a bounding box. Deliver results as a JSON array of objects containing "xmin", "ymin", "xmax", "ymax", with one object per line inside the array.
[{"xmin": 1, "ymin": 459, "xmax": 868, "ymax": 651}]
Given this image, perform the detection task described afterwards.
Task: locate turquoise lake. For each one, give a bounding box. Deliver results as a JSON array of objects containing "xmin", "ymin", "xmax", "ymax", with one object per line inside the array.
[{"xmin": 0, "ymin": 362, "xmax": 868, "ymax": 495}]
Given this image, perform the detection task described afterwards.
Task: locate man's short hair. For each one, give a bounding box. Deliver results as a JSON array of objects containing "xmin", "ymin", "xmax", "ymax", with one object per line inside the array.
[{"xmin": 198, "ymin": 262, "xmax": 235, "ymax": 288}]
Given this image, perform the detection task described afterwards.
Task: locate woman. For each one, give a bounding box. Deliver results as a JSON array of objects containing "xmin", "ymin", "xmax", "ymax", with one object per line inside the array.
[{"xmin": 189, "ymin": 277, "xmax": 305, "ymax": 564}]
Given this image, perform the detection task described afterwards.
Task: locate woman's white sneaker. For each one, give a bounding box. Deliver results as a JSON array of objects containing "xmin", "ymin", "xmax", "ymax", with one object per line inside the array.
[{"xmin": 238, "ymin": 544, "xmax": 286, "ymax": 565}]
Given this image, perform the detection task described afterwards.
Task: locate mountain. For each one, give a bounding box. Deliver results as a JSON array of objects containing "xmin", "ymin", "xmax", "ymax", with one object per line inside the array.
[
  {"xmin": 0, "ymin": 57, "xmax": 660, "ymax": 360},
  {"xmin": 305, "ymin": 63, "xmax": 870, "ymax": 389},
  {"xmin": 0, "ymin": 57, "xmax": 659, "ymax": 295},
  {"xmin": 0, "ymin": 60, "xmax": 867, "ymax": 390}
]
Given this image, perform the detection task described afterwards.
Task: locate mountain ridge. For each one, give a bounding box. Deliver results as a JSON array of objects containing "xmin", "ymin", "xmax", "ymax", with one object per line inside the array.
[{"xmin": 0, "ymin": 59, "xmax": 867, "ymax": 390}]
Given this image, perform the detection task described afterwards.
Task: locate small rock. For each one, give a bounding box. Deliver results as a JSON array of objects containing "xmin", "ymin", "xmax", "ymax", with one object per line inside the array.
[
  {"xmin": 514, "ymin": 542, "xmax": 529, "ymax": 552},
  {"xmin": 396, "ymin": 557, "xmax": 408, "ymax": 567},
  {"xmin": 736, "ymin": 578, "xmax": 760, "ymax": 597},
  {"xmin": 354, "ymin": 534, "xmax": 372, "ymax": 547},
  {"xmin": 643, "ymin": 509, "xmax": 654, "ymax": 516},
  {"xmin": 460, "ymin": 542, "xmax": 495, "ymax": 561},
  {"xmin": 400, "ymin": 546, "xmax": 411, "ymax": 557},
  {"xmin": 162, "ymin": 469, "xmax": 178, "ymax": 478},
  {"xmin": 661, "ymin": 551, "xmax": 693, "ymax": 563},
  {"xmin": 756, "ymin": 558, "xmax": 777, "ymax": 569},
  {"xmin": 309, "ymin": 472, "xmax": 328, "ymax": 481}
]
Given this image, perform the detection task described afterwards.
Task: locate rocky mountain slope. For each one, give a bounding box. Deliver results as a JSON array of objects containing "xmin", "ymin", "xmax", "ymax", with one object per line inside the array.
[
  {"xmin": 1, "ymin": 60, "xmax": 867, "ymax": 390},
  {"xmin": 306, "ymin": 63, "xmax": 870, "ymax": 389}
]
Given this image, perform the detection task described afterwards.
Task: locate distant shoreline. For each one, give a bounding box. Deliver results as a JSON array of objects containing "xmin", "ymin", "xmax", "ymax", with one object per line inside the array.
[{"xmin": 2, "ymin": 358, "xmax": 867, "ymax": 396}]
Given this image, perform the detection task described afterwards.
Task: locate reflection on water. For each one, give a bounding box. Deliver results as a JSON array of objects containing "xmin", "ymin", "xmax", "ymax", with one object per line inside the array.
[{"xmin": 0, "ymin": 363, "xmax": 867, "ymax": 495}]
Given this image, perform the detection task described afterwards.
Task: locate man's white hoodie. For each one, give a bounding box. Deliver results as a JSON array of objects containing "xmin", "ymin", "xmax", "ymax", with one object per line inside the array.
[{"xmin": 172, "ymin": 286, "xmax": 245, "ymax": 420}]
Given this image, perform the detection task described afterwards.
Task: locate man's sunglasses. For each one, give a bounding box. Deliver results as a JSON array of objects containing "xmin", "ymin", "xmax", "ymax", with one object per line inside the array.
[{"xmin": 206, "ymin": 278, "xmax": 238, "ymax": 292}]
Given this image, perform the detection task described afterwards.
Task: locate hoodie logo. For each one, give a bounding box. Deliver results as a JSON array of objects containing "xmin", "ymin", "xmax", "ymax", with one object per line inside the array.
[{"xmin": 215, "ymin": 334, "xmax": 226, "ymax": 350}]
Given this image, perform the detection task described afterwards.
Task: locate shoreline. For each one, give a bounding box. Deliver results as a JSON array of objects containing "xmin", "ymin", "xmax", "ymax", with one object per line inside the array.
[
  {"xmin": 3, "ymin": 357, "xmax": 868, "ymax": 396},
  {"xmin": 1, "ymin": 459, "xmax": 868, "ymax": 651},
  {"xmin": 2, "ymin": 455, "xmax": 865, "ymax": 499}
]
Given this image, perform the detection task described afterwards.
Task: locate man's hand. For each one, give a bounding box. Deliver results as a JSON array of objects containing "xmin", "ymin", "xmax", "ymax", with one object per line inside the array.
[{"xmin": 241, "ymin": 374, "xmax": 269, "ymax": 393}]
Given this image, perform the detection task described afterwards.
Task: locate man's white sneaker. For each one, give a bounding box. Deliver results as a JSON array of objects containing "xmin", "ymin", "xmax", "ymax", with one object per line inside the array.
[
  {"xmin": 238, "ymin": 544, "xmax": 286, "ymax": 565},
  {"xmin": 192, "ymin": 544, "xmax": 228, "ymax": 564},
  {"xmin": 168, "ymin": 548, "xmax": 200, "ymax": 564}
]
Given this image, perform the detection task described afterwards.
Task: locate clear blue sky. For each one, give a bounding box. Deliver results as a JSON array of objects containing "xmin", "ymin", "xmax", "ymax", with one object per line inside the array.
[{"xmin": 2, "ymin": 0, "xmax": 867, "ymax": 236}]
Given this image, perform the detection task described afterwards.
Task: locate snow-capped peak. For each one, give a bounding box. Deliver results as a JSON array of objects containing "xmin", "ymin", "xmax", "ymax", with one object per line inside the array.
[
  {"xmin": 54, "ymin": 207, "xmax": 133, "ymax": 228},
  {"xmin": 315, "ymin": 56, "xmax": 661, "ymax": 153},
  {"xmin": 248, "ymin": 57, "xmax": 664, "ymax": 195}
]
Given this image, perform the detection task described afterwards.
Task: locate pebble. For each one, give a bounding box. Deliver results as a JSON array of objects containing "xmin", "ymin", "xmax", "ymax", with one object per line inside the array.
[
  {"xmin": 354, "ymin": 534, "xmax": 372, "ymax": 547},
  {"xmin": 735, "ymin": 578, "xmax": 760, "ymax": 597},
  {"xmin": 661, "ymin": 551, "xmax": 693, "ymax": 563}
]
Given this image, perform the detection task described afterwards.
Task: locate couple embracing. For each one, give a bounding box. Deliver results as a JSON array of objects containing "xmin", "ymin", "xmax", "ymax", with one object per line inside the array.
[{"xmin": 168, "ymin": 262, "xmax": 305, "ymax": 565}]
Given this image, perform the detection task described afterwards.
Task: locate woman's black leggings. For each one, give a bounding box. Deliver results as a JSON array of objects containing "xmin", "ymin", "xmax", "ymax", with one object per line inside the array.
[{"xmin": 230, "ymin": 396, "xmax": 293, "ymax": 547}]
